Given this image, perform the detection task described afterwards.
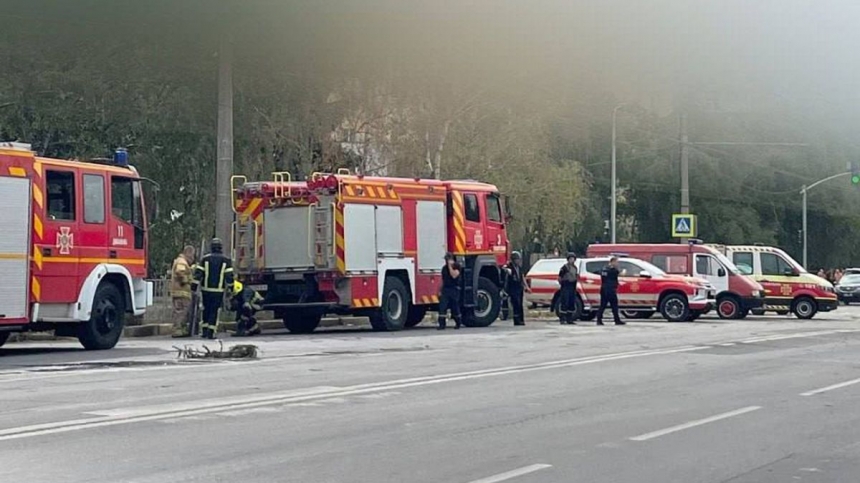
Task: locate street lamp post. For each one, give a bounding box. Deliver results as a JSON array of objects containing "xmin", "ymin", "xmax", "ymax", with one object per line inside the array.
[
  {"xmin": 611, "ymin": 104, "xmax": 627, "ymax": 244},
  {"xmin": 800, "ymin": 172, "xmax": 850, "ymax": 269}
]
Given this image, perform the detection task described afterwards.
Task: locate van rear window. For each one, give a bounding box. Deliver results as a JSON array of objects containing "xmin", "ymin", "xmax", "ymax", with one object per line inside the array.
[{"xmin": 652, "ymin": 254, "xmax": 688, "ymax": 274}]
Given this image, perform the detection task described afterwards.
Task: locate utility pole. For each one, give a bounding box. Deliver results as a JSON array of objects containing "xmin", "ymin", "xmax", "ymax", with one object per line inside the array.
[
  {"xmin": 610, "ymin": 104, "xmax": 626, "ymax": 243},
  {"xmin": 679, "ymin": 113, "xmax": 690, "ymax": 215},
  {"xmin": 215, "ymin": 30, "xmax": 234, "ymax": 250}
]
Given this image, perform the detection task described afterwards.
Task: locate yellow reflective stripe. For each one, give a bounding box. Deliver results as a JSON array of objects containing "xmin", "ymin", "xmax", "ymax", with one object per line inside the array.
[
  {"xmin": 204, "ymin": 261, "xmax": 210, "ymax": 288},
  {"xmin": 201, "ymin": 287, "xmax": 225, "ymax": 293},
  {"xmin": 218, "ymin": 262, "xmax": 226, "ymax": 290}
]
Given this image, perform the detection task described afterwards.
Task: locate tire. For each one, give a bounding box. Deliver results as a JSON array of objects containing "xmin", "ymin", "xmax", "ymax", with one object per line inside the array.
[
  {"xmin": 78, "ymin": 283, "xmax": 126, "ymax": 350},
  {"xmin": 282, "ymin": 309, "xmax": 323, "ymax": 334},
  {"xmin": 369, "ymin": 277, "xmax": 409, "ymax": 331},
  {"xmin": 622, "ymin": 310, "xmax": 654, "ymax": 319},
  {"xmin": 792, "ymin": 297, "xmax": 818, "ymax": 320},
  {"xmin": 716, "ymin": 296, "xmax": 742, "ymax": 320},
  {"xmin": 737, "ymin": 309, "xmax": 750, "ymax": 319},
  {"xmin": 579, "ymin": 309, "xmax": 597, "ymax": 321},
  {"xmin": 659, "ymin": 293, "xmax": 690, "ymax": 323},
  {"xmin": 0, "ymin": 332, "xmax": 10, "ymax": 348},
  {"xmin": 404, "ymin": 305, "xmax": 428, "ymax": 328},
  {"xmin": 463, "ymin": 277, "xmax": 502, "ymax": 328},
  {"xmin": 687, "ymin": 310, "xmax": 702, "ymax": 322}
]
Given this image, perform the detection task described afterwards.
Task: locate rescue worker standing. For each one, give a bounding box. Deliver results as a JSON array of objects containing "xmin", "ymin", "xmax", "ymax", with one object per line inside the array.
[
  {"xmin": 597, "ymin": 256, "xmax": 625, "ymax": 326},
  {"xmin": 169, "ymin": 245, "xmax": 196, "ymax": 337},
  {"xmin": 557, "ymin": 252, "xmax": 579, "ymax": 325},
  {"xmin": 230, "ymin": 281, "xmax": 264, "ymax": 337},
  {"xmin": 503, "ymin": 251, "xmax": 529, "ymax": 326},
  {"xmin": 192, "ymin": 238, "xmax": 234, "ymax": 339},
  {"xmin": 438, "ymin": 252, "xmax": 462, "ymax": 330}
]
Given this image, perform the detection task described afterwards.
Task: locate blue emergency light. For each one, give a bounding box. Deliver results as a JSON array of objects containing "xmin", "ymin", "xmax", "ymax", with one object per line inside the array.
[{"xmin": 114, "ymin": 148, "xmax": 129, "ymax": 167}]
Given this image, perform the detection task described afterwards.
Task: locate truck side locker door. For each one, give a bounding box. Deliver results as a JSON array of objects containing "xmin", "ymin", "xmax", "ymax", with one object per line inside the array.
[
  {"xmin": 41, "ymin": 169, "xmax": 80, "ymax": 303},
  {"xmin": 78, "ymin": 172, "xmax": 109, "ymax": 284},
  {"xmin": 108, "ymin": 176, "xmax": 146, "ymax": 279}
]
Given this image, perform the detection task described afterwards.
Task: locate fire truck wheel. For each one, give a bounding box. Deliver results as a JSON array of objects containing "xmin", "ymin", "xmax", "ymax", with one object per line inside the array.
[
  {"xmin": 0, "ymin": 332, "xmax": 9, "ymax": 348},
  {"xmin": 464, "ymin": 277, "xmax": 502, "ymax": 327},
  {"xmin": 369, "ymin": 277, "xmax": 409, "ymax": 331},
  {"xmin": 282, "ymin": 310, "xmax": 322, "ymax": 334},
  {"xmin": 405, "ymin": 305, "xmax": 428, "ymax": 328},
  {"xmin": 659, "ymin": 293, "xmax": 690, "ymax": 323},
  {"xmin": 792, "ymin": 297, "xmax": 817, "ymax": 320},
  {"xmin": 716, "ymin": 296, "xmax": 742, "ymax": 319},
  {"xmin": 78, "ymin": 283, "xmax": 126, "ymax": 350}
]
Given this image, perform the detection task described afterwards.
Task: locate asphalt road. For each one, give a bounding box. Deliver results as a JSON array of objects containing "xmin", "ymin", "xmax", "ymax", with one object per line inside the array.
[{"xmin": 3, "ymin": 308, "xmax": 860, "ymax": 482}]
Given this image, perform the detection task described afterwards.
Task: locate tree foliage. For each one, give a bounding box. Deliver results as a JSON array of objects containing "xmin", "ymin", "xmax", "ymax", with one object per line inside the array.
[{"xmin": 2, "ymin": 2, "xmax": 859, "ymax": 274}]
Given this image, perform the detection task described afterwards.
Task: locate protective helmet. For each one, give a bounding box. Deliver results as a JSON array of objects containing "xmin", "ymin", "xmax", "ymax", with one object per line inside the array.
[
  {"xmin": 233, "ymin": 281, "xmax": 244, "ymax": 295},
  {"xmin": 210, "ymin": 237, "xmax": 223, "ymax": 252},
  {"xmin": 510, "ymin": 251, "xmax": 522, "ymax": 261},
  {"xmin": 444, "ymin": 252, "xmax": 455, "ymax": 261},
  {"xmin": 566, "ymin": 252, "xmax": 577, "ymax": 261}
]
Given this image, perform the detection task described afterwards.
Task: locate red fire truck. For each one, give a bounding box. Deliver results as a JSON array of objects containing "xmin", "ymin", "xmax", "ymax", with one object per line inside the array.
[
  {"xmin": 0, "ymin": 142, "xmax": 154, "ymax": 350},
  {"xmin": 231, "ymin": 171, "xmax": 511, "ymax": 333}
]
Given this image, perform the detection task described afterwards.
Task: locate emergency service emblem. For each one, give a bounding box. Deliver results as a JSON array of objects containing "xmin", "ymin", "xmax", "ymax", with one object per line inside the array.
[
  {"xmin": 56, "ymin": 226, "xmax": 74, "ymax": 255},
  {"xmin": 630, "ymin": 283, "xmax": 640, "ymax": 292},
  {"xmin": 781, "ymin": 284, "xmax": 792, "ymax": 296}
]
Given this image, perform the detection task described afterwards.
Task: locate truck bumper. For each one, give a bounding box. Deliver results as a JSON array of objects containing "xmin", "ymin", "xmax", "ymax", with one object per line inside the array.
[
  {"xmin": 740, "ymin": 296, "xmax": 764, "ymax": 311},
  {"xmin": 690, "ymin": 298, "xmax": 715, "ymax": 312},
  {"xmin": 817, "ymin": 298, "xmax": 839, "ymax": 312}
]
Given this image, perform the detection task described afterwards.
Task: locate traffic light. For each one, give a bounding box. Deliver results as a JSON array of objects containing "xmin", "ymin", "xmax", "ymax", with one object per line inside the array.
[{"xmin": 852, "ymin": 162, "xmax": 860, "ymax": 185}]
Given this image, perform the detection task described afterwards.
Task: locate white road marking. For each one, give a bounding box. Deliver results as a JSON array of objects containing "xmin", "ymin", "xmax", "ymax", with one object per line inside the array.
[
  {"xmin": 466, "ymin": 464, "xmax": 552, "ymax": 483},
  {"xmin": 629, "ymin": 406, "xmax": 761, "ymax": 442},
  {"xmin": 0, "ymin": 345, "xmax": 706, "ymax": 442},
  {"xmin": 719, "ymin": 343, "xmax": 736, "ymax": 346},
  {"xmin": 800, "ymin": 377, "xmax": 860, "ymax": 396}
]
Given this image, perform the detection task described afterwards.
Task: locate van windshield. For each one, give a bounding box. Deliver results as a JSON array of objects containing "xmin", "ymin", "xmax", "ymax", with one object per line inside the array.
[{"xmin": 712, "ymin": 252, "xmax": 741, "ymax": 275}]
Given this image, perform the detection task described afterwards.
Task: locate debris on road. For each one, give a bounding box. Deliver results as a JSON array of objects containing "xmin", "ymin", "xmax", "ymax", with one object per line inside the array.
[{"xmin": 173, "ymin": 342, "xmax": 259, "ymax": 360}]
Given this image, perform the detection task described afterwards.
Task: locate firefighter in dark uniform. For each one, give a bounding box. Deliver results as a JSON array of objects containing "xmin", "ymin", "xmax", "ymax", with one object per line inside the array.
[
  {"xmin": 597, "ymin": 256, "xmax": 625, "ymax": 326},
  {"xmin": 437, "ymin": 252, "xmax": 462, "ymax": 330},
  {"xmin": 192, "ymin": 238, "xmax": 234, "ymax": 339},
  {"xmin": 230, "ymin": 281, "xmax": 264, "ymax": 336},
  {"xmin": 503, "ymin": 251, "xmax": 529, "ymax": 326},
  {"xmin": 557, "ymin": 252, "xmax": 579, "ymax": 325}
]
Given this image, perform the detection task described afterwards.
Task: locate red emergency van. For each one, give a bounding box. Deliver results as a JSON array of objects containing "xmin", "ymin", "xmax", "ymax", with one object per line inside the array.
[{"xmin": 587, "ymin": 241, "xmax": 764, "ymax": 319}]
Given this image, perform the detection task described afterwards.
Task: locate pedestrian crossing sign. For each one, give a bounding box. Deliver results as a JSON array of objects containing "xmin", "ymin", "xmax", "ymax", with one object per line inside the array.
[{"xmin": 671, "ymin": 214, "xmax": 697, "ymax": 238}]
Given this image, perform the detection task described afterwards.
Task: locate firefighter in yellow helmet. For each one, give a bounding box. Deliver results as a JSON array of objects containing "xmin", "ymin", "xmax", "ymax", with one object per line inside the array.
[{"xmin": 230, "ymin": 281, "xmax": 264, "ymax": 337}]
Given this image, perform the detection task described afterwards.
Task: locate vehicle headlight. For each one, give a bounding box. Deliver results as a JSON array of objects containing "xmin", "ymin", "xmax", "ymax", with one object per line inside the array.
[{"xmin": 822, "ymin": 285, "xmax": 835, "ymax": 293}]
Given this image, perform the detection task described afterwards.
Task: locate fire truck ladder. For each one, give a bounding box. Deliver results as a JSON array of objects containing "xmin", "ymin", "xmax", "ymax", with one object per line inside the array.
[
  {"xmin": 232, "ymin": 217, "xmax": 259, "ymax": 270},
  {"xmin": 312, "ymin": 203, "xmax": 335, "ymax": 269}
]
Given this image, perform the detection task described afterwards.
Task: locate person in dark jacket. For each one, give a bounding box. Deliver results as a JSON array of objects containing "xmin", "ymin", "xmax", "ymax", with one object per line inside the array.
[
  {"xmin": 437, "ymin": 252, "xmax": 462, "ymax": 330},
  {"xmin": 557, "ymin": 253, "xmax": 579, "ymax": 325},
  {"xmin": 192, "ymin": 238, "xmax": 234, "ymax": 339},
  {"xmin": 503, "ymin": 251, "xmax": 529, "ymax": 326},
  {"xmin": 597, "ymin": 256, "xmax": 624, "ymax": 325}
]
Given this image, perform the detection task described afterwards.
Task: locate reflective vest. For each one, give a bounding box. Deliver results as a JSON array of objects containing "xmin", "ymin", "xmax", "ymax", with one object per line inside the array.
[{"xmin": 193, "ymin": 253, "xmax": 234, "ymax": 293}]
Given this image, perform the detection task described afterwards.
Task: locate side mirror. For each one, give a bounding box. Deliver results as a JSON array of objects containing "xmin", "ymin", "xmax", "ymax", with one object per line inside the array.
[
  {"xmin": 717, "ymin": 267, "xmax": 726, "ymax": 277},
  {"xmin": 639, "ymin": 270, "xmax": 652, "ymax": 278}
]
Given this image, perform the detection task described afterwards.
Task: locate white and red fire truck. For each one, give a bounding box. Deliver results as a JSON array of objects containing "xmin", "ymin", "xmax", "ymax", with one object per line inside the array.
[
  {"xmin": 231, "ymin": 171, "xmax": 511, "ymax": 333},
  {"xmin": 0, "ymin": 142, "xmax": 154, "ymax": 350}
]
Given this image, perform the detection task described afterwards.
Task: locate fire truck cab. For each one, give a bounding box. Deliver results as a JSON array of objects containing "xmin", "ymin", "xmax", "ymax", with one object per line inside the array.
[
  {"xmin": 0, "ymin": 142, "xmax": 154, "ymax": 350},
  {"xmin": 232, "ymin": 171, "xmax": 511, "ymax": 333}
]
